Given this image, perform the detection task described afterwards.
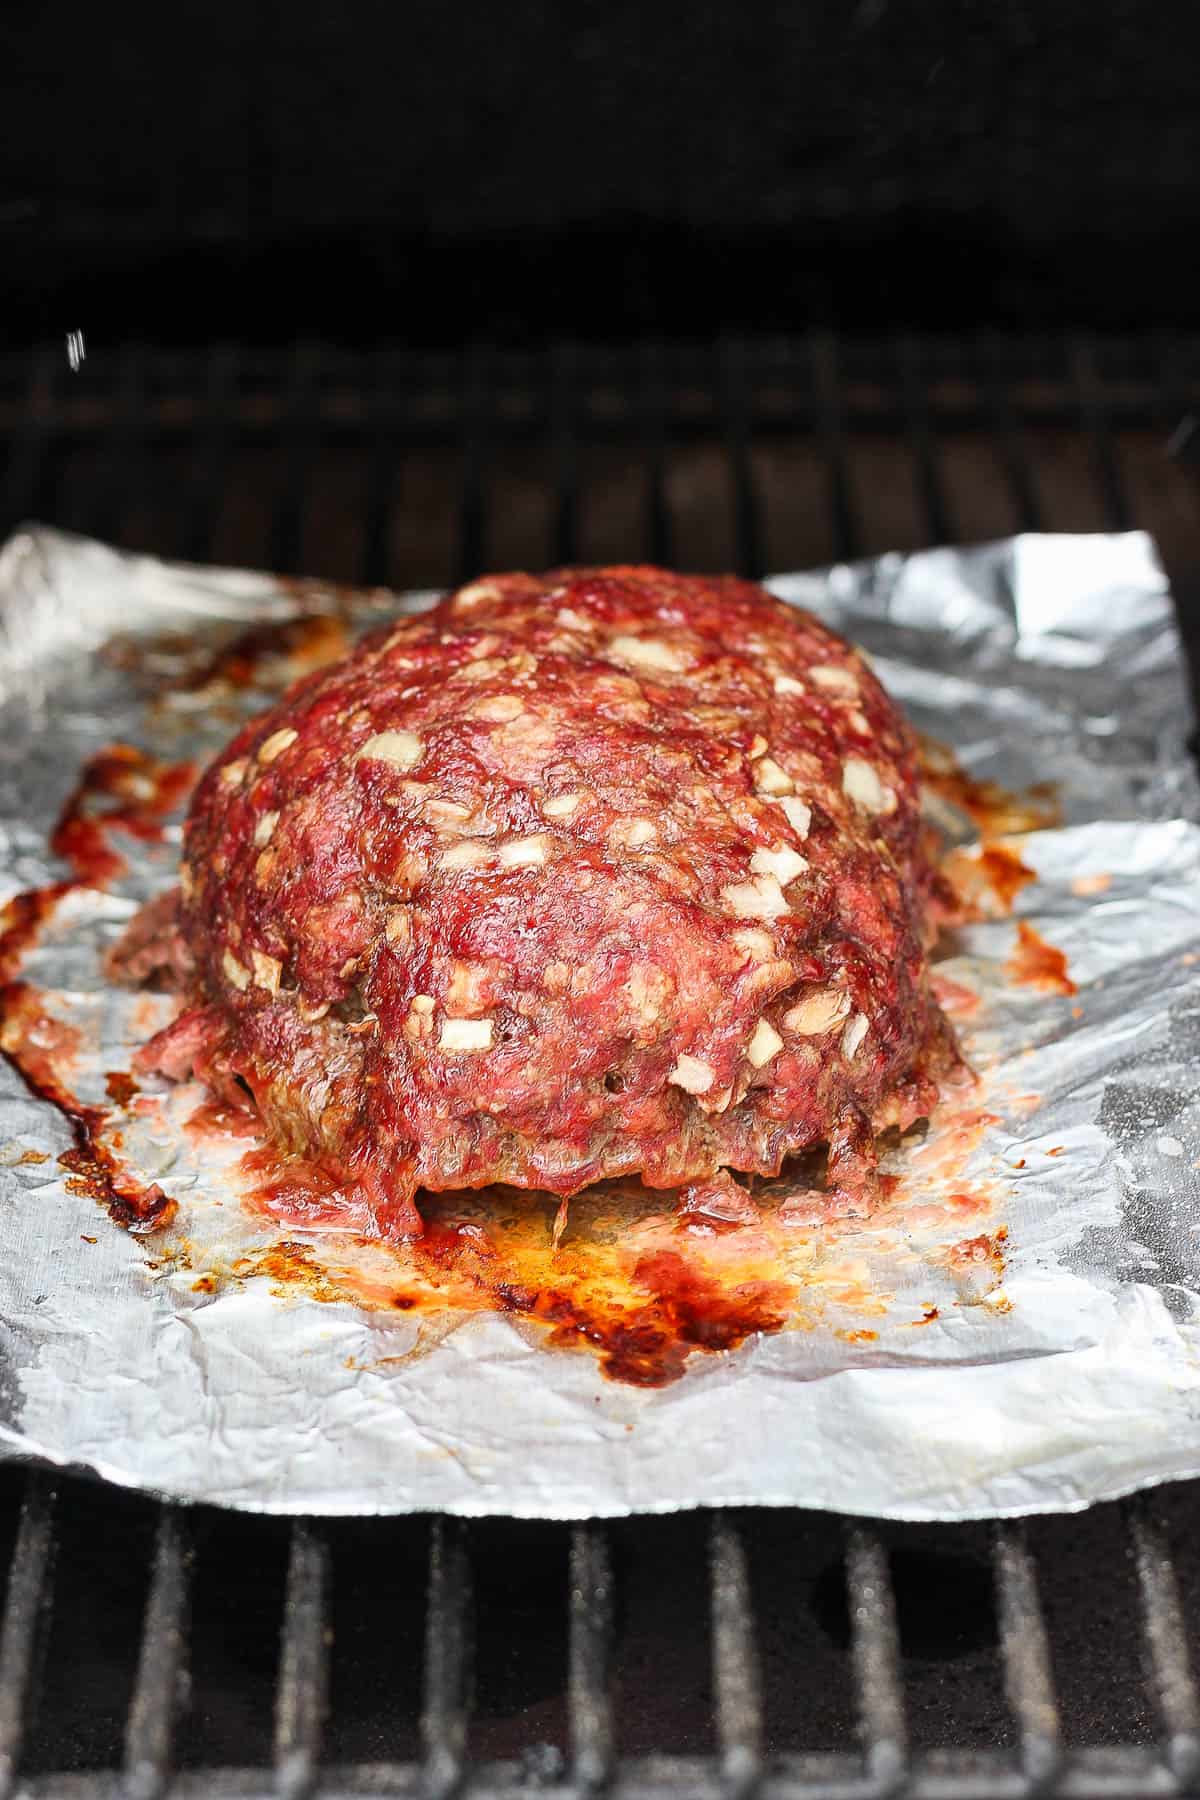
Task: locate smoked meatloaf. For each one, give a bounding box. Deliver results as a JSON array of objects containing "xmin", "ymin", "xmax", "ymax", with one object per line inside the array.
[{"xmin": 127, "ymin": 567, "xmax": 959, "ymax": 1236}]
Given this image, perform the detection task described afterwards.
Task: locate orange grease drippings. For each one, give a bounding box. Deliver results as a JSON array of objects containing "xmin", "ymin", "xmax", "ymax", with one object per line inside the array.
[
  {"xmin": 943, "ymin": 842, "xmax": 1037, "ymax": 917},
  {"xmin": 235, "ymin": 1239, "xmax": 360, "ymax": 1307},
  {"xmin": 920, "ymin": 738, "xmax": 1060, "ymax": 839},
  {"xmin": 105, "ymin": 1070, "xmax": 140, "ymax": 1105},
  {"xmin": 183, "ymin": 614, "xmax": 350, "ymax": 696},
  {"xmin": 1007, "ymin": 921, "xmax": 1077, "ymax": 995},
  {"xmin": 51, "ymin": 745, "xmax": 195, "ymax": 885},
  {"xmin": 0, "ymin": 745, "xmax": 194, "ymax": 1232},
  {"xmin": 948, "ymin": 1227, "xmax": 1009, "ymax": 1272},
  {"xmin": 931, "ymin": 973, "xmax": 981, "ymax": 1017},
  {"xmin": 978, "ymin": 844, "xmax": 1037, "ymax": 910},
  {"xmin": 0, "ymin": 886, "xmax": 73, "ymax": 983},
  {"xmin": 539, "ymin": 1250, "xmax": 794, "ymax": 1386},
  {"xmin": 234, "ymin": 1158, "xmax": 801, "ymax": 1387},
  {"xmin": 946, "ymin": 1189, "xmax": 994, "ymax": 1216},
  {"xmin": 0, "ymin": 721, "xmax": 1040, "ymax": 1385},
  {"xmin": 0, "ymin": 983, "xmax": 83, "ymax": 1106},
  {"xmin": 1071, "ymin": 871, "xmax": 1113, "ymax": 898}
]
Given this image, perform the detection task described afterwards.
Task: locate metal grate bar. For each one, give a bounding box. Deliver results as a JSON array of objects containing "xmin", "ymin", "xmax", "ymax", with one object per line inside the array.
[
  {"xmin": 810, "ymin": 331, "xmax": 862, "ymax": 563},
  {"xmin": 720, "ymin": 338, "xmax": 766, "ymax": 580},
  {"xmin": 978, "ymin": 334, "xmax": 1045, "ymax": 533},
  {"xmin": 184, "ymin": 343, "xmax": 240, "ymax": 564},
  {"xmin": 550, "ymin": 342, "xmax": 580, "ymax": 566},
  {"xmin": 123, "ymin": 1507, "xmax": 193, "ymax": 1800},
  {"xmin": 453, "ymin": 343, "xmax": 491, "ymax": 587},
  {"xmin": 0, "ymin": 1473, "xmax": 57, "ymax": 1800},
  {"xmin": 1127, "ymin": 1496, "xmax": 1200, "ymax": 1787},
  {"xmin": 421, "ymin": 1518, "xmax": 472, "ymax": 1799},
  {"xmin": 640, "ymin": 339, "xmax": 674, "ymax": 566},
  {"xmin": 268, "ymin": 340, "xmax": 322, "ymax": 576},
  {"xmin": 4, "ymin": 330, "xmax": 1200, "ymax": 1800},
  {"xmin": 12, "ymin": 1743, "xmax": 1200, "ymax": 1797},
  {"xmin": 7, "ymin": 333, "xmax": 1199, "ymax": 444},
  {"xmin": 273, "ymin": 1521, "xmax": 331, "ymax": 1800},
  {"xmin": 992, "ymin": 1522, "xmax": 1061, "ymax": 1790},
  {"xmin": 1068, "ymin": 335, "xmax": 1134, "ymax": 533},
  {"xmin": 845, "ymin": 1527, "xmax": 907, "ymax": 1794},
  {"xmin": 710, "ymin": 1514, "xmax": 763, "ymax": 1797},
  {"xmin": 568, "ymin": 1523, "xmax": 615, "ymax": 1791},
  {"xmin": 897, "ymin": 334, "xmax": 957, "ymax": 546}
]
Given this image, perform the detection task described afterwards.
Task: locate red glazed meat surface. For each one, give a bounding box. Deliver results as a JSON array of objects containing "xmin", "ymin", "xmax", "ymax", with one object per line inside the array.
[{"xmin": 131, "ymin": 567, "xmax": 960, "ymax": 1237}]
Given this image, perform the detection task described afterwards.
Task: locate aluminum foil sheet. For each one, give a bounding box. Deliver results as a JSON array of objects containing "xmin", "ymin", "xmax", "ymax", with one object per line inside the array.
[{"xmin": 0, "ymin": 526, "xmax": 1198, "ymax": 1521}]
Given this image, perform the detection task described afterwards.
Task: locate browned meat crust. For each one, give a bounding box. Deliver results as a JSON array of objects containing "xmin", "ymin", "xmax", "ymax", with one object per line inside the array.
[{"xmin": 125, "ymin": 567, "xmax": 960, "ymax": 1237}]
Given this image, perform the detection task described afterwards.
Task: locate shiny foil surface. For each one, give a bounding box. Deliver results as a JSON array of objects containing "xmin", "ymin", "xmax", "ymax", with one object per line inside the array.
[{"xmin": 0, "ymin": 526, "xmax": 1196, "ymax": 1519}]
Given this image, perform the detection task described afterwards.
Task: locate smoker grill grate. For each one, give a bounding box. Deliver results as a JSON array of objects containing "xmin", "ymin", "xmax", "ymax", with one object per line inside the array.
[{"xmin": 1, "ymin": 332, "xmax": 1200, "ymax": 1798}]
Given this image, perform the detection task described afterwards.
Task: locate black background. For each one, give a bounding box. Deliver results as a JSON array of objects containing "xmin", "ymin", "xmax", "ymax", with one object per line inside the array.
[{"xmin": 3, "ymin": 0, "xmax": 1197, "ymax": 343}]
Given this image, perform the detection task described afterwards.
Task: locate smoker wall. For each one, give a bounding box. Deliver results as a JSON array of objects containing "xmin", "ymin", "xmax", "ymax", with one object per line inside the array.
[{"xmin": 4, "ymin": 0, "xmax": 1195, "ymax": 337}]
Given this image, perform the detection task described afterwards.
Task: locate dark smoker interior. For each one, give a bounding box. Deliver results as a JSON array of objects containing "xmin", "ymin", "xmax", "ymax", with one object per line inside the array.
[{"xmin": 2, "ymin": 4, "xmax": 1200, "ymax": 1795}]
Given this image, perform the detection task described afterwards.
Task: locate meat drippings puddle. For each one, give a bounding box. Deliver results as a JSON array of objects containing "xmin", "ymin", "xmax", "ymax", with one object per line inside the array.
[
  {"xmin": 0, "ymin": 973, "xmax": 1019, "ymax": 1386},
  {"xmin": 0, "ymin": 615, "xmax": 1072, "ymax": 1387}
]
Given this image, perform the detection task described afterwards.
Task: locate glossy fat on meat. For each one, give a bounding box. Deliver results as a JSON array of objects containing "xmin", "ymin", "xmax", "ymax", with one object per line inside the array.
[{"xmin": 150, "ymin": 567, "xmax": 959, "ymax": 1235}]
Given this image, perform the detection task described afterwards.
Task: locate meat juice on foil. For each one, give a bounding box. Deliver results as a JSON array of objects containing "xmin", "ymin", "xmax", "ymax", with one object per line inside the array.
[{"xmin": 0, "ymin": 526, "xmax": 1197, "ymax": 1519}]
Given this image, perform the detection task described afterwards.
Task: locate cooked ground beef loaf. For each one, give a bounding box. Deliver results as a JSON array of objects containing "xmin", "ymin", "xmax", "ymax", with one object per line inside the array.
[{"xmin": 127, "ymin": 567, "xmax": 959, "ymax": 1237}]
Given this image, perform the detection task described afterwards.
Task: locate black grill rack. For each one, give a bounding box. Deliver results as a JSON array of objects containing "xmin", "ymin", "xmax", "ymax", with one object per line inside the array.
[
  {"xmin": 4, "ymin": 1472, "xmax": 1200, "ymax": 1797},
  {"xmin": 2, "ymin": 332, "xmax": 1200, "ymax": 1799}
]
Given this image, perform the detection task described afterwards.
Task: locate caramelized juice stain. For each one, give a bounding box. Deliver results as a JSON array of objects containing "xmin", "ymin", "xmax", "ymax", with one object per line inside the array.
[
  {"xmin": 0, "ymin": 1001, "xmax": 175, "ymax": 1229},
  {"xmin": 234, "ymin": 1238, "xmax": 382, "ymax": 1308},
  {"xmin": 105, "ymin": 1069, "xmax": 140, "ymax": 1105},
  {"xmin": 110, "ymin": 611, "xmax": 357, "ymax": 714},
  {"xmin": 0, "ymin": 745, "xmax": 194, "ymax": 1233},
  {"xmin": 943, "ymin": 842, "xmax": 1038, "ymax": 916},
  {"xmin": 919, "ymin": 738, "xmax": 1060, "ymax": 839},
  {"xmin": 186, "ymin": 614, "xmax": 350, "ymax": 694},
  {"xmin": 978, "ymin": 845, "xmax": 1038, "ymax": 909},
  {"xmin": 51, "ymin": 744, "xmax": 195, "ymax": 884},
  {"xmin": 228, "ymin": 1089, "xmax": 1010, "ymax": 1385},
  {"xmin": 233, "ymin": 1175, "xmax": 805, "ymax": 1387},
  {"xmin": 930, "ymin": 972, "xmax": 981, "ymax": 1017},
  {"xmin": 0, "ymin": 721, "xmax": 1030, "ymax": 1385},
  {"xmin": 1007, "ymin": 920, "xmax": 1078, "ymax": 995},
  {"xmin": 947, "ymin": 1227, "xmax": 1009, "ymax": 1273},
  {"xmin": 0, "ymin": 885, "xmax": 73, "ymax": 982}
]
